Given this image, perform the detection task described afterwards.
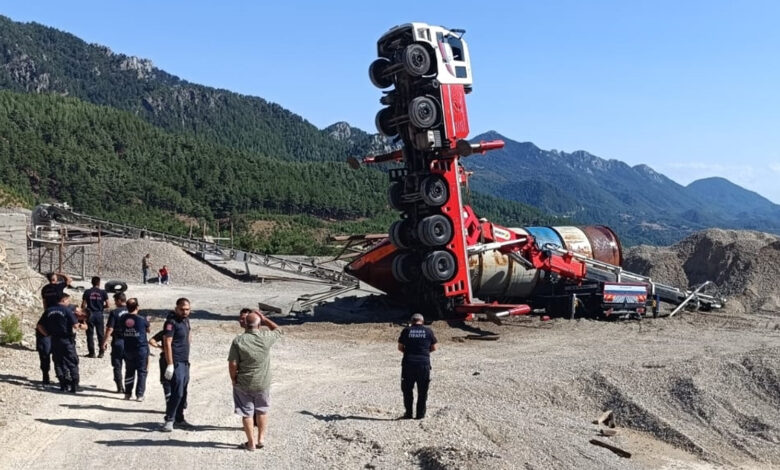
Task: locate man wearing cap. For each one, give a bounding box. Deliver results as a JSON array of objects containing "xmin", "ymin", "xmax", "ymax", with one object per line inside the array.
[{"xmin": 397, "ymin": 313, "xmax": 438, "ymax": 420}]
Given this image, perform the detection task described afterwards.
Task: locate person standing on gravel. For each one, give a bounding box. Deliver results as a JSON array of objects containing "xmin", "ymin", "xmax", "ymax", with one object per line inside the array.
[
  {"xmin": 81, "ymin": 276, "xmax": 109, "ymax": 358},
  {"xmin": 38, "ymin": 272, "xmax": 73, "ymax": 385},
  {"xmin": 142, "ymin": 254, "xmax": 152, "ymax": 284},
  {"xmin": 228, "ymin": 311, "xmax": 282, "ymax": 450},
  {"xmin": 160, "ymin": 298, "xmax": 192, "ymax": 432},
  {"xmin": 101, "ymin": 292, "xmax": 129, "ymax": 393},
  {"xmin": 36, "ymin": 293, "xmax": 86, "ymax": 393},
  {"xmin": 121, "ymin": 298, "xmax": 150, "ymax": 401},
  {"xmin": 398, "ymin": 313, "xmax": 438, "ymax": 420}
]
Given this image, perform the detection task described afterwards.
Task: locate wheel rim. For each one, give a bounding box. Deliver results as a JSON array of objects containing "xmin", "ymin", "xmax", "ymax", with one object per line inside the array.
[
  {"xmin": 422, "ymin": 250, "xmax": 456, "ymax": 282},
  {"xmin": 418, "ymin": 215, "xmax": 453, "ymax": 246},
  {"xmin": 403, "ymin": 44, "xmax": 431, "ymax": 76},
  {"xmin": 409, "ymin": 96, "xmax": 439, "ymax": 129},
  {"xmin": 420, "ymin": 175, "xmax": 448, "ymax": 206}
]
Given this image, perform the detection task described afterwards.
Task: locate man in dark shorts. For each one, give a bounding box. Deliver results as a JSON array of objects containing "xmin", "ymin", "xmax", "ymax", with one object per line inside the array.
[
  {"xmin": 81, "ymin": 276, "xmax": 109, "ymax": 358},
  {"xmin": 37, "ymin": 293, "xmax": 86, "ymax": 393},
  {"xmin": 160, "ymin": 298, "xmax": 192, "ymax": 432},
  {"xmin": 228, "ymin": 311, "xmax": 282, "ymax": 451},
  {"xmin": 38, "ymin": 272, "xmax": 72, "ymax": 384},
  {"xmin": 102, "ymin": 293, "xmax": 129, "ymax": 393},
  {"xmin": 398, "ymin": 313, "xmax": 438, "ymax": 420}
]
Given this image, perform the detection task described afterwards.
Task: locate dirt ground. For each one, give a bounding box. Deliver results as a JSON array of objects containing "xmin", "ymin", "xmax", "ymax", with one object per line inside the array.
[{"xmin": 2, "ymin": 279, "xmax": 780, "ymax": 469}]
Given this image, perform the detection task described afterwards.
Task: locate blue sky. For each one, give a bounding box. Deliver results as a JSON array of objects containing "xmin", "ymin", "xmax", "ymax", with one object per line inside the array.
[{"xmin": 2, "ymin": 1, "xmax": 779, "ymax": 203}]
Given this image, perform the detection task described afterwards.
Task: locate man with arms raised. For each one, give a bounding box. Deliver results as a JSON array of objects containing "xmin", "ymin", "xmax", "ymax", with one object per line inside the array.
[{"xmin": 228, "ymin": 311, "xmax": 282, "ymax": 450}]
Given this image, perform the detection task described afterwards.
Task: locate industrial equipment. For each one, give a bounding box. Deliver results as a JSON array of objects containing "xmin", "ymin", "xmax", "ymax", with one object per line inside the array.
[{"xmin": 347, "ymin": 22, "xmax": 725, "ymax": 321}]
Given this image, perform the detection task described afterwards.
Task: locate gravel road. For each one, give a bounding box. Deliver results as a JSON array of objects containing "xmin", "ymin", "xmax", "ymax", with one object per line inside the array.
[{"xmin": 2, "ymin": 279, "xmax": 780, "ymax": 469}]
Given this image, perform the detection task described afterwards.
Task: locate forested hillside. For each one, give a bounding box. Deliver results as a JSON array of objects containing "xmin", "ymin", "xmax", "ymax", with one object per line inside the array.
[
  {"xmin": 0, "ymin": 91, "xmax": 559, "ymax": 253},
  {"xmin": 0, "ymin": 15, "xmax": 352, "ymax": 162}
]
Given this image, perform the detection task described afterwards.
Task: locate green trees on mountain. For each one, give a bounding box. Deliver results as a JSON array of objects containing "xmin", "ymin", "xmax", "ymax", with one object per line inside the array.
[
  {"xmin": 0, "ymin": 15, "xmax": 353, "ymax": 162},
  {"xmin": 0, "ymin": 91, "xmax": 558, "ymax": 253},
  {"xmin": 0, "ymin": 16, "xmax": 563, "ymax": 254}
]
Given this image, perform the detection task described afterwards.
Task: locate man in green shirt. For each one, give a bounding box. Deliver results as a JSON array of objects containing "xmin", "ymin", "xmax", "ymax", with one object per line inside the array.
[{"xmin": 228, "ymin": 311, "xmax": 282, "ymax": 451}]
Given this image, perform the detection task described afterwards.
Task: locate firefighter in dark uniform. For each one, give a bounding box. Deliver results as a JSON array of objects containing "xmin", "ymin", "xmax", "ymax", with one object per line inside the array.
[
  {"xmin": 121, "ymin": 298, "xmax": 150, "ymax": 401},
  {"xmin": 397, "ymin": 313, "xmax": 438, "ymax": 419},
  {"xmin": 102, "ymin": 293, "xmax": 129, "ymax": 393},
  {"xmin": 149, "ymin": 327, "xmax": 171, "ymax": 403},
  {"xmin": 36, "ymin": 293, "xmax": 86, "ymax": 393},
  {"xmin": 81, "ymin": 276, "xmax": 109, "ymax": 358},
  {"xmin": 160, "ymin": 297, "xmax": 192, "ymax": 432},
  {"xmin": 38, "ymin": 272, "xmax": 73, "ymax": 384}
]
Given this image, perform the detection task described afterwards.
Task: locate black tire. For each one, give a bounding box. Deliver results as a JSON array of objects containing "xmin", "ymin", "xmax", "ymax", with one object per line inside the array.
[
  {"xmin": 421, "ymin": 250, "xmax": 457, "ymax": 283},
  {"xmin": 375, "ymin": 107, "xmax": 397, "ymax": 137},
  {"xmin": 392, "ymin": 252, "xmax": 418, "ymax": 283},
  {"xmin": 408, "ymin": 96, "xmax": 440, "ymax": 129},
  {"xmin": 388, "ymin": 219, "xmax": 411, "ymax": 249},
  {"xmin": 403, "ymin": 43, "xmax": 432, "ymax": 76},
  {"xmin": 419, "ymin": 175, "xmax": 449, "ymax": 207},
  {"xmin": 369, "ymin": 58, "xmax": 393, "ymax": 89},
  {"xmin": 417, "ymin": 214, "xmax": 454, "ymax": 247},
  {"xmin": 105, "ymin": 280, "xmax": 128, "ymax": 294},
  {"xmin": 388, "ymin": 182, "xmax": 405, "ymax": 211}
]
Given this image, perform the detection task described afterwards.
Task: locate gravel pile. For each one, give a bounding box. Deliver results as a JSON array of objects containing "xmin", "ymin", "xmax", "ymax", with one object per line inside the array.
[
  {"xmin": 76, "ymin": 238, "xmax": 238, "ymax": 287},
  {"xmin": 624, "ymin": 229, "xmax": 780, "ymax": 314}
]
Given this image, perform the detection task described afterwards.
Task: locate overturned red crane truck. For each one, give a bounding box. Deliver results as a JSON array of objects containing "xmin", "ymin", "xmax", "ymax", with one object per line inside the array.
[{"xmin": 347, "ymin": 22, "xmax": 724, "ymax": 322}]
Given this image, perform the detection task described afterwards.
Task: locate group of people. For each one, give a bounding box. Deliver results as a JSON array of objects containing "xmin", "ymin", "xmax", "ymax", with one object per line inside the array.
[
  {"xmin": 142, "ymin": 253, "xmax": 170, "ymax": 285},
  {"xmin": 34, "ymin": 271, "xmax": 438, "ymax": 449},
  {"xmin": 35, "ymin": 274, "xmax": 194, "ymax": 429}
]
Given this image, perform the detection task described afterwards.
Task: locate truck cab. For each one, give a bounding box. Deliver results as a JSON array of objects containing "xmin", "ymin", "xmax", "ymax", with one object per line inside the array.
[{"xmin": 372, "ymin": 22, "xmax": 473, "ymax": 87}]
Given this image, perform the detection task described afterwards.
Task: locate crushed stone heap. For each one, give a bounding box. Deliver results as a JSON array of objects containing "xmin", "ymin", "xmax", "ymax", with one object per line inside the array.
[
  {"xmin": 624, "ymin": 229, "xmax": 780, "ymax": 314},
  {"xmin": 77, "ymin": 238, "xmax": 237, "ymax": 287}
]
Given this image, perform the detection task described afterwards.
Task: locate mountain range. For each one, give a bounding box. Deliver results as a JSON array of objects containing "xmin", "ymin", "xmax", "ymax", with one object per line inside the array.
[
  {"xmin": 1, "ymin": 14, "xmax": 778, "ymax": 248},
  {"xmin": 463, "ymin": 131, "xmax": 780, "ymax": 244}
]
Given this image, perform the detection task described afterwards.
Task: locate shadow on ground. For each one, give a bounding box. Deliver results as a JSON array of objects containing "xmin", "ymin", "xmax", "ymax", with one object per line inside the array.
[
  {"xmin": 37, "ymin": 418, "xmax": 160, "ymax": 432},
  {"xmin": 299, "ymin": 410, "xmax": 397, "ymax": 422},
  {"xmin": 95, "ymin": 439, "xmax": 237, "ymax": 449},
  {"xmin": 60, "ymin": 403, "xmax": 161, "ymax": 414}
]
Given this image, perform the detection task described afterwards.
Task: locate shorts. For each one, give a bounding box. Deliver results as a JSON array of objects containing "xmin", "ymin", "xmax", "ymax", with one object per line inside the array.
[{"xmin": 233, "ymin": 386, "xmax": 270, "ymax": 417}]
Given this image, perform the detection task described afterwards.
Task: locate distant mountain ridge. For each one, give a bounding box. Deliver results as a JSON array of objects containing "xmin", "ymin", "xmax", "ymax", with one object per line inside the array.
[
  {"xmin": 464, "ymin": 131, "xmax": 780, "ymax": 244},
  {"xmin": 1, "ymin": 14, "xmax": 776, "ymax": 247},
  {"xmin": 0, "ymin": 15, "xmax": 351, "ymax": 162}
]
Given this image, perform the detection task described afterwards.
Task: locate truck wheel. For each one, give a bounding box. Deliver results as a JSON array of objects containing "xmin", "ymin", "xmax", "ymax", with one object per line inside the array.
[
  {"xmin": 105, "ymin": 280, "xmax": 127, "ymax": 293},
  {"xmin": 408, "ymin": 96, "xmax": 440, "ymax": 129},
  {"xmin": 392, "ymin": 252, "xmax": 419, "ymax": 283},
  {"xmin": 417, "ymin": 214, "xmax": 453, "ymax": 246},
  {"xmin": 369, "ymin": 58, "xmax": 393, "ymax": 89},
  {"xmin": 421, "ymin": 250, "xmax": 457, "ymax": 283},
  {"xmin": 389, "ymin": 219, "xmax": 412, "ymax": 249},
  {"xmin": 419, "ymin": 175, "xmax": 448, "ymax": 207},
  {"xmin": 403, "ymin": 43, "xmax": 432, "ymax": 76},
  {"xmin": 375, "ymin": 107, "xmax": 397, "ymax": 137},
  {"xmin": 388, "ymin": 182, "xmax": 405, "ymax": 211}
]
